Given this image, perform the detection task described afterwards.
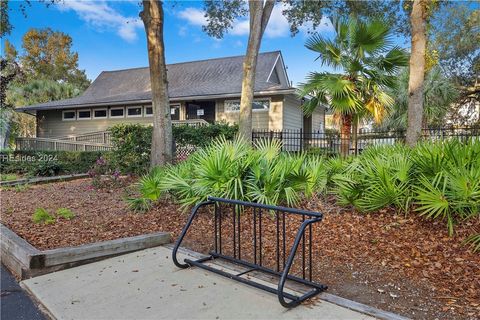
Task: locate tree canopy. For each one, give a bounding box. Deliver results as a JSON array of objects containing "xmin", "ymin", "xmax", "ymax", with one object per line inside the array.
[{"xmin": 20, "ymin": 28, "xmax": 90, "ymax": 90}]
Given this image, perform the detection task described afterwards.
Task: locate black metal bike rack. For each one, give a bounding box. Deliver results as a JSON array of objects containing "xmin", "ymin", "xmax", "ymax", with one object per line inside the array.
[{"xmin": 172, "ymin": 196, "xmax": 327, "ymax": 308}]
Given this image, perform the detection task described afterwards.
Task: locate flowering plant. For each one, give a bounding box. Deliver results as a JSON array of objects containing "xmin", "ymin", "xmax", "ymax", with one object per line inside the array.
[{"xmin": 88, "ymin": 157, "xmax": 121, "ymax": 188}]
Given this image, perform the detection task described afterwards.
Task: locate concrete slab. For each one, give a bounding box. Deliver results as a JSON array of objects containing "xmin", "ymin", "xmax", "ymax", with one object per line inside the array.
[{"xmin": 22, "ymin": 246, "xmax": 375, "ymax": 320}]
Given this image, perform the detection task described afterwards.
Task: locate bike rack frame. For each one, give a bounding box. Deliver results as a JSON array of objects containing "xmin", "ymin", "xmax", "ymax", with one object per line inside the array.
[{"xmin": 172, "ymin": 197, "xmax": 327, "ymax": 308}]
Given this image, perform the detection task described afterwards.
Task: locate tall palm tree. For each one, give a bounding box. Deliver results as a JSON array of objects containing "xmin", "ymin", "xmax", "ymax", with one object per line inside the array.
[
  {"xmin": 299, "ymin": 17, "xmax": 408, "ymax": 156},
  {"xmin": 380, "ymin": 67, "xmax": 459, "ymax": 130}
]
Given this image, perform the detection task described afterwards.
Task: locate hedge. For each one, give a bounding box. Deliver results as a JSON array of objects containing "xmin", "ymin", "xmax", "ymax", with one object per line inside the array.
[
  {"xmin": 0, "ymin": 150, "xmax": 107, "ymax": 177},
  {"xmin": 108, "ymin": 122, "xmax": 238, "ymax": 175}
]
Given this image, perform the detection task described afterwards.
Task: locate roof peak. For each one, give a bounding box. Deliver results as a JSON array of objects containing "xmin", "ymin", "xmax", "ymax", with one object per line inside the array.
[{"xmin": 102, "ymin": 51, "xmax": 281, "ymax": 74}]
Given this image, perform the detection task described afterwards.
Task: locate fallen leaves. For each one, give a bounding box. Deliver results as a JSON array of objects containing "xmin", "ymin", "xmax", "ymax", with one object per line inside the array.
[{"xmin": 1, "ymin": 179, "xmax": 479, "ymax": 319}]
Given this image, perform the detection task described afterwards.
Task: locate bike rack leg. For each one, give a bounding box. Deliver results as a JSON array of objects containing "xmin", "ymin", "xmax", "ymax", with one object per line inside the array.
[
  {"xmin": 277, "ymin": 218, "xmax": 323, "ymax": 308},
  {"xmin": 172, "ymin": 201, "xmax": 215, "ymax": 269}
]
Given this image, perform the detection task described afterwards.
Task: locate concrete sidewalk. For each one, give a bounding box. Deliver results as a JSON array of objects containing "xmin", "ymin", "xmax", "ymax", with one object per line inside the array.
[{"xmin": 22, "ymin": 246, "xmax": 375, "ymax": 320}]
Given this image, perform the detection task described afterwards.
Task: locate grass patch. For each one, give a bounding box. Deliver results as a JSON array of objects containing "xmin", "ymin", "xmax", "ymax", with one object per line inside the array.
[
  {"xmin": 32, "ymin": 208, "xmax": 55, "ymax": 224},
  {"xmin": 56, "ymin": 208, "xmax": 75, "ymax": 220}
]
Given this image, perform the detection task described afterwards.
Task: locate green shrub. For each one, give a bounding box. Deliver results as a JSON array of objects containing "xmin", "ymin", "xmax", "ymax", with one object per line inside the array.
[
  {"xmin": 133, "ymin": 137, "xmax": 327, "ymax": 210},
  {"xmin": 172, "ymin": 122, "xmax": 238, "ymax": 147},
  {"xmin": 329, "ymin": 139, "xmax": 480, "ymax": 236},
  {"xmin": 108, "ymin": 124, "xmax": 152, "ymax": 175},
  {"xmin": 56, "ymin": 208, "xmax": 75, "ymax": 220},
  {"xmin": 130, "ymin": 137, "xmax": 479, "ymax": 241},
  {"xmin": 32, "ymin": 208, "xmax": 55, "ymax": 224},
  {"xmin": 108, "ymin": 122, "xmax": 238, "ymax": 174},
  {"xmin": 464, "ymin": 233, "xmax": 480, "ymax": 252},
  {"xmin": 0, "ymin": 151, "xmax": 106, "ymax": 176}
]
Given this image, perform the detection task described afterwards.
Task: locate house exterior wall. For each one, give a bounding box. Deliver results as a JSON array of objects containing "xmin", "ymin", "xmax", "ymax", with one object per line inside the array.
[
  {"xmin": 215, "ymin": 95, "xmax": 284, "ymax": 131},
  {"xmin": 311, "ymin": 105, "xmax": 325, "ymax": 132},
  {"xmin": 282, "ymin": 94, "xmax": 303, "ymax": 131},
  {"xmin": 35, "ymin": 95, "xmax": 315, "ymax": 138},
  {"xmin": 36, "ymin": 106, "xmax": 153, "ymax": 138}
]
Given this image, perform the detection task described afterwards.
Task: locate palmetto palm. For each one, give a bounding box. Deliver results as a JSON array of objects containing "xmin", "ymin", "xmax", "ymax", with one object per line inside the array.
[
  {"xmin": 380, "ymin": 67, "xmax": 459, "ymax": 130},
  {"xmin": 299, "ymin": 17, "xmax": 408, "ymax": 155}
]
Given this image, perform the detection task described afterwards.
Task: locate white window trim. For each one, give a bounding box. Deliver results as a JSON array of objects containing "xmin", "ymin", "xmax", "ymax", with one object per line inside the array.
[
  {"xmin": 62, "ymin": 110, "xmax": 76, "ymax": 121},
  {"xmin": 93, "ymin": 108, "xmax": 108, "ymax": 119},
  {"xmin": 126, "ymin": 106, "xmax": 143, "ymax": 118},
  {"xmin": 77, "ymin": 109, "xmax": 92, "ymax": 120},
  {"xmin": 224, "ymin": 98, "xmax": 271, "ymax": 113},
  {"xmin": 109, "ymin": 107, "xmax": 125, "ymax": 118},
  {"xmin": 144, "ymin": 105, "xmax": 153, "ymax": 117}
]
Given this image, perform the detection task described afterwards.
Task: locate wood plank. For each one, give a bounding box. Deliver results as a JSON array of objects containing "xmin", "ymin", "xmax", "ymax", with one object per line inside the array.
[
  {"xmin": 41, "ymin": 232, "xmax": 171, "ymax": 267},
  {"xmin": 0, "ymin": 174, "xmax": 89, "ymax": 187},
  {"xmin": 0, "ymin": 224, "xmax": 40, "ymax": 269}
]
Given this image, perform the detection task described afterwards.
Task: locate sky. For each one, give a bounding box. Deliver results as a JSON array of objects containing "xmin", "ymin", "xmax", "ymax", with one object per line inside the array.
[{"xmin": 4, "ymin": 0, "xmax": 408, "ymax": 86}]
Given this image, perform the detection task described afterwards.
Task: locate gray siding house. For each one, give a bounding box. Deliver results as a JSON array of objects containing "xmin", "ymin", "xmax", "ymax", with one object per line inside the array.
[{"xmin": 17, "ymin": 51, "xmax": 325, "ymax": 138}]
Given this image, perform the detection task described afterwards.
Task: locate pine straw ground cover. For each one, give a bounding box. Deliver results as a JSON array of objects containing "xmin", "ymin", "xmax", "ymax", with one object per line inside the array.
[{"xmin": 1, "ymin": 178, "xmax": 479, "ymax": 319}]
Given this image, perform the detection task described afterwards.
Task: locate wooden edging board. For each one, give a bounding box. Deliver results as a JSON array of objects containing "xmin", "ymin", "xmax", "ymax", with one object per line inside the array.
[
  {"xmin": 1, "ymin": 224, "xmax": 171, "ymax": 279},
  {"xmin": 0, "ymin": 174, "xmax": 89, "ymax": 187}
]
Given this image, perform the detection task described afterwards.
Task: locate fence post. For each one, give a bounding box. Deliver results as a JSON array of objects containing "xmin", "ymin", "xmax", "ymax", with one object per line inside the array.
[
  {"xmin": 299, "ymin": 128, "xmax": 303, "ymax": 153},
  {"xmin": 54, "ymin": 141, "xmax": 57, "ymax": 151},
  {"xmin": 103, "ymin": 132, "xmax": 106, "ymax": 144}
]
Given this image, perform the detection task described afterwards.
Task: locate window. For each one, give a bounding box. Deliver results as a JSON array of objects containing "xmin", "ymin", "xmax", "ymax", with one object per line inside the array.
[
  {"xmin": 62, "ymin": 110, "xmax": 76, "ymax": 121},
  {"xmin": 77, "ymin": 109, "xmax": 91, "ymax": 120},
  {"xmin": 110, "ymin": 107, "xmax": 124, "ymax": 118},
  {"xmin": 170, "ymin": 104, "xmax": 180, "ymax": 121},
  {"xmin": 93, "ymin": 109, "xmax": 107, "ymax": 119},
  {"xmin": 144, "ymin": 106, "xmax": 153, "ymax": 117},
  {"xmin": 224, "ymin": 99, "xmax": 270, "ymax": 112},
  {"xmin": 126, "ymin": 106, "xmax": 142, "ymax": 117}
]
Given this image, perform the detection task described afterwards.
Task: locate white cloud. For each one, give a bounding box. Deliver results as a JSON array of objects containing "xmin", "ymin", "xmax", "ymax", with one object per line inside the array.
[
  {"xmin": 178, "ymin": 7, "xmax": 207, "ymax": 27},
  {"xmin": 178, "ymin": 26, "xmax": 188, "ymax": 37},
  {"xmin": 233, "ymin": 40, "xmax": 243, "ymax": 48},
  {"xmin": 231, "ymin": 20, "xmax": 249, "ymax": 36},
  {"xmin": 57, "ymin": 0, "xmax": 143, "ymax": 42},
  {"xmin": 176, "ymin": 4, "xmax": 333, "ymax": 40},
  {"xmin": 264, "ymin": 5, "xmax": 290, "ymax": 38}
]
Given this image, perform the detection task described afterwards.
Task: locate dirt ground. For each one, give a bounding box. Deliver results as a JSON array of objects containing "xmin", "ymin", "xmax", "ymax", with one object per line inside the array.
[{"xmin": 1, "ymin": 178, "xmax": 479, "ymax": 319}]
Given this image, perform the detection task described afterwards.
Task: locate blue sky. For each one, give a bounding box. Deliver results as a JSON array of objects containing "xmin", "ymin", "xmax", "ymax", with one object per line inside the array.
[{"xmin": 4, "ymin": 0, "xmax": 407, "ymax": 86}]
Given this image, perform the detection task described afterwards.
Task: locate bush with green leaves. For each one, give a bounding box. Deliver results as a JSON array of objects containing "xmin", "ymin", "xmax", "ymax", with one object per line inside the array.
[
  {"xmin": 32, "ymin": 208, "xmax": 55, "ymax": 224},
  {"xmin": 108, "ymin": 124, "xmax": 152, "ymax": 175},
  {"xmin": 130, "ymin": 137, "xmax": 479, "ymax": 244},
  {"xmin": 56, "ymin": 208, "xmax": 75, "ymax": 220},
  {"xmin": 108, "ymin": 122, "xmax": 238, "ymax": 174},
  {"xmin": 413, "ymin": 139, "xmax": 480, "ymax": 235},
  {"xmin": 329, "ymin": 139, "xmax": 480, "ymax": 236},
  {"xmin": 0, "ymin": 150, "xmax": 106, "ymax": 176},
  {"xmin": 172, "ymin": 122, "xmax": 238, "ymax": 147},
  {"xmin": 128, "ymin": 137, "xmax": 328, "ymax": 211}
]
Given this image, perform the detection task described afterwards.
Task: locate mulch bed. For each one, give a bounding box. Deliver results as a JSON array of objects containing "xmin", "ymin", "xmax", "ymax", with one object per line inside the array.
[{"xmin": 1, "ymin": 178, "xmax": 479, "ymax": 319}]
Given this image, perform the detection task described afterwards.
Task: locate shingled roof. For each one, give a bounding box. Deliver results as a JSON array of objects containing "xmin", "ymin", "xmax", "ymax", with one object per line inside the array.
[{"xmin": 18, "ymin": 51, "xmax": 293, "ymax": 111}]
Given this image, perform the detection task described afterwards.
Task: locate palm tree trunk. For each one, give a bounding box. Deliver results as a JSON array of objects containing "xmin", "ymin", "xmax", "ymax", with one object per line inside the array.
[
  {"xmin": 238, "ymin": 0, "xmax": 274, "ymax": 142},
  {"xmin": 405, "ymin": 0, "xmax": 426, "ymax": 147},
  {"xmin": 140, "ymin": 0, "xmax": 172, "ymax": 166},
  {"xmin": 340, "ymin": 113, "xmax": 352, "ymax": 157}
]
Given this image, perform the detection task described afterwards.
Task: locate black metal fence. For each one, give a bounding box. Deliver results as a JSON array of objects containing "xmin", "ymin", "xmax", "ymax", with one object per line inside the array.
[{"xmin": 252, "ymin": 126, "xmax": 480, "ymax": 156}]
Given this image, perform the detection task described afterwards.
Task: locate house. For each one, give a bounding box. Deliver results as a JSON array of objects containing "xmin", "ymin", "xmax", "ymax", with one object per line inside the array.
[{"xmin": 17, "ymin": 51, "xmax": 325, "ymax": 138}]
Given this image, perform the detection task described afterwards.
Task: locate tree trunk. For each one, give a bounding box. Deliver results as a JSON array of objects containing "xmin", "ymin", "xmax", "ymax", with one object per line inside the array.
[
  {"xmin": 405, "ymin": 0, "xmax": 426, "ymax": 147},
  {"xmin": 140, "ymin": 0, "xmax": 172, "ymax": 167},
  {"xmin": 340, "ymin": 113, "xmax": 352, "ymax": 157},
  {"xmin": 238, "ymin": 0, "xmax": 274, "ymax": 142}
]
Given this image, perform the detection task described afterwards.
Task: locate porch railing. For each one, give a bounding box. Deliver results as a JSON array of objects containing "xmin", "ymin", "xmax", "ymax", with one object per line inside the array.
[
  {"xmin": 55, "ymin": 131, "xmax": 112, "ymax": 145},
  {"xmin": 172, "ymin": 119, "xmax": 209, "ymax": 127},
  {"xmin": 15, "ymin": 137, "xmax": 113, "ymax": 152}
]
